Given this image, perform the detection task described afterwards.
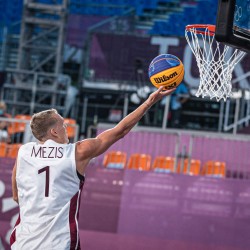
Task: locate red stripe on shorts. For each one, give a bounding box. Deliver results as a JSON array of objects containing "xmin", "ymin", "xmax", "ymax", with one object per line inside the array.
[
  {"xmin": 10, "ymin": 214, "xmax": 21, "ymax": 246},
  {"xmin": 69, "ymin": 182, "xmax": 84, "ymax": 250}
]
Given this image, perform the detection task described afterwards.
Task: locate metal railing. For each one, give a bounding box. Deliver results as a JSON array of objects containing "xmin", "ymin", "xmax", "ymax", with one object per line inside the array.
[{"xmin": 1, "ymin": 69, "xmax": 71, "ymax": 116}]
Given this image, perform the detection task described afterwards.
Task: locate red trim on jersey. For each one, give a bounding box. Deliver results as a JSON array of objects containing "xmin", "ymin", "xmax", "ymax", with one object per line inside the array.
[
  {"xmin": 69, "ymin": 182, "xmax": 84, "ymax": 250},
  {"xmin": 10, "ymin": 213, "xmax": 21, "ymax": 246}
]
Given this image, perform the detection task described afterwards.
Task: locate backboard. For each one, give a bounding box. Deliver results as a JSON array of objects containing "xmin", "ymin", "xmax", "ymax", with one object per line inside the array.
[{"xmin": 215, "ymin": 0, "xmax": 250, "ymax": 52}]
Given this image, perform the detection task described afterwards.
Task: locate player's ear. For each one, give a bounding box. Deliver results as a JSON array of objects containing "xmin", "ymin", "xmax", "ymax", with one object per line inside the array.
[{"xmin": 50, "ymin": 127, "xmax": 58, "ymax": 137}]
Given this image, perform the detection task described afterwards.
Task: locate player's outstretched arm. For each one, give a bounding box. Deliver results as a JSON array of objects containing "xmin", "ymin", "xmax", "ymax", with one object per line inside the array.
[{"xmin": 75, "ymin": 87, "xmax": 175, "ymax": 174}]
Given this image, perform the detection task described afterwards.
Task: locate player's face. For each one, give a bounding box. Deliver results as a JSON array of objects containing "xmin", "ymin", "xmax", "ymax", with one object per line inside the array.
[{"xmin": 55, "ymin": 115, "xmax": 69, "ymax": 144}]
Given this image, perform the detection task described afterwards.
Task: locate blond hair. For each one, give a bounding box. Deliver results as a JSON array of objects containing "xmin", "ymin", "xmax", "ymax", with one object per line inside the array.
[{"xmin": 30, "ymin": 109, "xmax": 59, "ymax": 141}]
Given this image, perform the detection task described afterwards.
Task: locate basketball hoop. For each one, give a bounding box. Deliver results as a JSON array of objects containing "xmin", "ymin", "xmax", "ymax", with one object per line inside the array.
[{"xmin": 185, "ymin": 24, "xmax": 246, "ymax": 101}]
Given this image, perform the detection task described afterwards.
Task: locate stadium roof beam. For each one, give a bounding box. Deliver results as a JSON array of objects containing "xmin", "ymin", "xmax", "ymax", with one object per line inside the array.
[{"xmin": 26, "ymin": 2, "xmax": 66, "ymax": 12}]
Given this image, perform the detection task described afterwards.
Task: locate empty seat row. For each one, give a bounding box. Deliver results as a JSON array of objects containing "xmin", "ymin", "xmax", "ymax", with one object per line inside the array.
[
  {"xmin": 0, "ymin": 142, "xmax": 22, "ymax": 158},
  {"xmin": 1, "ymin": 114, "xmax": 77, "ymax": 140},
  {"xmin": 7, "ymin": 114, "xmax": 31, "ymax": 135},
  {"xmin": 103, "ymin": 151, "xmax": 226, "ymax": 178}
]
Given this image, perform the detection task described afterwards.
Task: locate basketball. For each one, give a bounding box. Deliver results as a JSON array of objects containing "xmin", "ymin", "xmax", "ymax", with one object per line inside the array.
[{"xmin": 148, "ymin": 54, "xmax": 184, "ymax": 90}]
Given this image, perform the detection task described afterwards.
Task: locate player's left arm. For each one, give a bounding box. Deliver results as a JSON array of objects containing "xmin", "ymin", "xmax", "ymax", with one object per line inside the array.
[
  {"xmin": 75, "ymin": 87, "xmax": 176, "ymax": 174},
  {"xmin": 12, "ymin": 161, "xmax": 18, "ymax": 204}
]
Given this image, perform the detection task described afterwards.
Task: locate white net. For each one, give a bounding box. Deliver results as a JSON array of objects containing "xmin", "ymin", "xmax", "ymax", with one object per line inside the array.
[{"xmin": 185, "ymin": 25, "xmax": 246, "ymax": 101}]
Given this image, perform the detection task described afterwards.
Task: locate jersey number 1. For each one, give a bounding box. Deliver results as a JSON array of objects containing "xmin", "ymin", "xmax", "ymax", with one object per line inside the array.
[{"xmin": 38, "ymin": 166, "xmax": 50, "ymax": 197}]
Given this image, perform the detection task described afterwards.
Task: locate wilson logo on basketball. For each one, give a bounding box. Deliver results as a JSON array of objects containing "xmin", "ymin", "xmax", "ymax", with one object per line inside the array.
[{"xmin": 154, "ymin": 72, "xmax": 178, "ymax": 83}]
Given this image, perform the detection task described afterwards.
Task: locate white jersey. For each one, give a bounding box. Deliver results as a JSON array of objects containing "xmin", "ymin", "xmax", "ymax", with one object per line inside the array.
[{"xmin": 10, "ymin": 139, "xmax": 84, "ymax": 250}]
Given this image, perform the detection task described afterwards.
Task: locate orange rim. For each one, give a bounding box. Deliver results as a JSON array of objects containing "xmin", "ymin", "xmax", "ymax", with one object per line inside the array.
[{"xmin": 186, "ymin": 24, "xmax": 216, "ymax": 36}]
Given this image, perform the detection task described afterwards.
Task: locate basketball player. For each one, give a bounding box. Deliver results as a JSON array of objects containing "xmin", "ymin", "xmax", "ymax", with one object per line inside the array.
[{"xmin": 10, "ymin": 86, "xmax": 175, "ymax": 250}]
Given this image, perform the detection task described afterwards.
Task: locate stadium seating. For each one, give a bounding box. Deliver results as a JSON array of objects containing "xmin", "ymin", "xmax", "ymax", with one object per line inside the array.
[
  {"xmin": 64, "ymin": 118, "xmax": 77, "ymax": 139},
  {"xmin": 177, "ymin": 158, "xmax": 201, "ymax": 176},
  {"xmin": 152, "ymin": 156, "xmax": 175, "ymax": 173},
  {"xmin": 0, "ymin": 0, "xmax": 219, "ymax": 49},
  {"xmin": 0, "ymin": 142, "xmax": 21, "ymax": 158},
  {"xmin": 6, "ymin": 143, "xmax": 22, "ymax": 158},
  {"xmin": 0, "ymin": 142, "xmax": 7, "ymax": 157},
  {"xmin": 8, "ymin": 114, "xmax": 31, "ymax": 135},
  {"xmin": 103, "ymin": 151, "xmax": 127, "ymax": 169},
  {"xmin": 127, "ymin": 153, "xmax": 151, "ymax": 171},
  {"xmin": 0, "ymin": 0, "xmax": 23, "ymax": 27},
  {"xmin": 7, "ymin": 114, "xmax": 31, "ymax": 143},
  {"xmin": 201, "ymin": 161, "xmax": 226, "ymax": 178}
]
